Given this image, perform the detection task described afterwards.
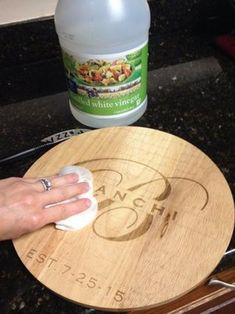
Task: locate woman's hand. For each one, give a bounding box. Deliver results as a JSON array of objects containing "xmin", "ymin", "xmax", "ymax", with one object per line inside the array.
[{"xmin": 0, "ymin": 174, "xmax": 91, "ymax": 240}]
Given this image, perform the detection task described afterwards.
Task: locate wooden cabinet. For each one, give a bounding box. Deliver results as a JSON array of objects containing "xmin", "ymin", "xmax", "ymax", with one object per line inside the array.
[{"xmin": 130, "ymin": 268, "xmax": 235, "ymax": 313}]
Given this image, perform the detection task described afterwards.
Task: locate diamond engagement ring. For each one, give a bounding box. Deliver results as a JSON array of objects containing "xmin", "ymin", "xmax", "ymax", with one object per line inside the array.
[{"xmin": 39, "ymin": 178, "xmax": 52, "ymax": 191}]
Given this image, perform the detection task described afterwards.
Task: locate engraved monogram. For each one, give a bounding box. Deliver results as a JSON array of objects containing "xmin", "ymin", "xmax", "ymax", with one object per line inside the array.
[{"xmin": 77, "ymin": 158, "xmax": 209, "ymax": 242}]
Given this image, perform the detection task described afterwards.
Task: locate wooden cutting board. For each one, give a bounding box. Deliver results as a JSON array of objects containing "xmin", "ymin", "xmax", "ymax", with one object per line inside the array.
[{"xmin": 13, "ymin": 127, "xmax": 234, "ymax": 312}]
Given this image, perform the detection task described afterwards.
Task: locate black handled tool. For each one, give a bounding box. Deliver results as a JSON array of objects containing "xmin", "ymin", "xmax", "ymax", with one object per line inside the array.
[{"xmin": 0, "ymin": 128, "xmax": 90, "ymax": 165}]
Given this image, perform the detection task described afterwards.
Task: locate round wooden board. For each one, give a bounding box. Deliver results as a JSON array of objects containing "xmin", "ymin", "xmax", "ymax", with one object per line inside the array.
[{"xmin": 13, "ymin": 127, "xmax": 234, "ymax": 312}]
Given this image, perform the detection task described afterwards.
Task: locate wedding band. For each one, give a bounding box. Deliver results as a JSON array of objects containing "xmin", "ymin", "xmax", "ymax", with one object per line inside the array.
[{"xmin": 39, "ymin": 178, "xmax": 52, "ymax": 191}]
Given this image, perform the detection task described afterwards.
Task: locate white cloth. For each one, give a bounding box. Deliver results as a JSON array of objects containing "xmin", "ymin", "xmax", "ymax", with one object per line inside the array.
[{"xmin": 55, "ymin": 166, "xmax": 98, "ymax": 231}]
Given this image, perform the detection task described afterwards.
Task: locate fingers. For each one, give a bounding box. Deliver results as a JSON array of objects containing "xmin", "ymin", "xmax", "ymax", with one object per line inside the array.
[
  {"xmin": 40, "ymin": 181, "xmax": 90, "ymax": 207},
  {"xmin": 41, "ymin": 198, "xmax": 91, "ymax": 226},
  {"xmin": 25, "ymin": 173, "xmax": 80, "ymax": 192},
  {"xmin": 4, "ymin": 175, "xmax": 91, "ymax": 209},
  {"xmin": 15, "ymin": 182, "xmax": 91, "ymax": 233}
]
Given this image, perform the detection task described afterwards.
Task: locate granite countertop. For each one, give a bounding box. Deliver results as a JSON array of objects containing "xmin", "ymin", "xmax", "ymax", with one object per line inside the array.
[{"xmin": 0, "ymin": 0, "xmax": 235, "ymax": 313}]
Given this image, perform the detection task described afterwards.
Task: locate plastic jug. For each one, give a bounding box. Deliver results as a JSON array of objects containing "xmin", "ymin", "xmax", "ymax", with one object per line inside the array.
[{"xmin": 55, "ymin": 0, "xmax": 151, "ymax": 128}]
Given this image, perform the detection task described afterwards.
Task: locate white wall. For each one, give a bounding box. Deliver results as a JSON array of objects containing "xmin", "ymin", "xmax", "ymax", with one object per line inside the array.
[{"xmin": 0, "ymin": 0, "xmax": 58, "ymax": 26}]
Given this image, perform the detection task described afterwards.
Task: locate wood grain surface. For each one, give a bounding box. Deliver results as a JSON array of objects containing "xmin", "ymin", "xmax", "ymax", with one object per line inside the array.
[{"xmin": 13, "ymin": 127, "xmax": 234, "ymax": 312}]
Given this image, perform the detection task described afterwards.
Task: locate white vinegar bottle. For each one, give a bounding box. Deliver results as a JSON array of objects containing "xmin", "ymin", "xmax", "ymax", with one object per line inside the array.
[{"xmin": 55, "ymin": 0, "xmax": 151, "ymax": 128}]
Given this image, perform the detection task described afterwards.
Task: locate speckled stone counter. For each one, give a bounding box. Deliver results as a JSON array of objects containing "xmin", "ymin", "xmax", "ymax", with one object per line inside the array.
[{"xmin": 0, "ymin": 0, "xmax": 235, "ymax": 313}]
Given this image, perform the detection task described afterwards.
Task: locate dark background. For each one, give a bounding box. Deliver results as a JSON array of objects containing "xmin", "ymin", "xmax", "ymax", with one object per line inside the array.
[
  {"xmin": 0, "ymin": 0, "xmax": 235, "ymax": 313},
  {"xmin": 1, "ymin": 0, "xmax": 235, "ymax": 106}
]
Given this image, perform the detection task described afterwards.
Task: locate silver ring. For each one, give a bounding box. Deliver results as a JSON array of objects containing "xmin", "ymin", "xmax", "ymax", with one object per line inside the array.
[{"xmin": 39, "ymin": 178, "xmax": 52, "ymax": 191}]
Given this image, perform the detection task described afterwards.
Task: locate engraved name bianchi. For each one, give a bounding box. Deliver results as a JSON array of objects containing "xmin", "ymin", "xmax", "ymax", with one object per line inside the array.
[{"xmin": 77, "ymin": 158, "xmax": 209, "ymax": 242}]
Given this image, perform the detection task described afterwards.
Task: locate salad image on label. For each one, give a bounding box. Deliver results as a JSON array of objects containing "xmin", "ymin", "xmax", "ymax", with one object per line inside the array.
[{"xmin": 76, "ymin": 59, "xmax": 132, "ymax": 86}]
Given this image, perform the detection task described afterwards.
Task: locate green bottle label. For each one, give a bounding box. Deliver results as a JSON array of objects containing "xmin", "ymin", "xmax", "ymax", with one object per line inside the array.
[{"xmin": 62, "ymin": 43, "xmax": 148, "ymax": 116}]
